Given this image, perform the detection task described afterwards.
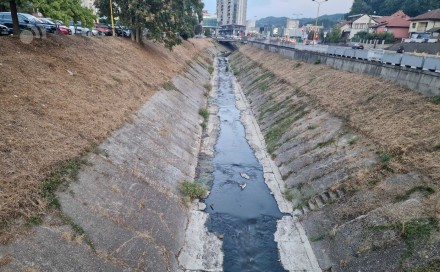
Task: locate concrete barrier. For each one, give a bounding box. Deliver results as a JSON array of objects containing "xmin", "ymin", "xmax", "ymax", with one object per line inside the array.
[
  {"xmin": 423, "ymin": 56, "xmax": 440, "ymax": 72},
  {"xmin": 335, "ymin": 47, "xmax": 346, "ymax": 56},
  {"xmin": 248, "ymin": 41, "xmax": 440, "ymax": 96},
  {"xmin": 344, "ymin": 49, "xmax": 356, "ymax": 58},
  {"xmin": 382, "ymin": 52, "xmax": 403, "ymax": 65},
  {"xmin": 354, "ymin": 50, "xmax": 369, "ymax": 60},
  {"xmin": 401, "ymin": 54, "xmax": 425, "ymax": 69},
  {"xmin": 368, "ymin": 49, "xmax": 384, "ymax": 62}
]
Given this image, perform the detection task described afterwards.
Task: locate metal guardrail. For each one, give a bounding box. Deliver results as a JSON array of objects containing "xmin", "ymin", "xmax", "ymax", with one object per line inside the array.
[{"xmin": 249, "ymin": 40, "xmax": 440, "ymax": 73}]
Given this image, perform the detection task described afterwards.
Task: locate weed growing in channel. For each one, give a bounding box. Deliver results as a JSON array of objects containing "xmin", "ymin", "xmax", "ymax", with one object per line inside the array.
[
  {"xmin": 395, "ymin": 186, "xmax": 435, "ymax": 202},
  {"xmin": 283, "ymin": 189, "xmax": 294, "ymax": 202},
  {"xmin": 432, "ymin": 96, "xmax": 440, "ymax": 105},
  {"xmin": 41, "ymin": 158, "xmax": 87, "ymax": 209},
  {"xmin": 179, "ymin": 181, "xmax": 207, "ymax": 200}
]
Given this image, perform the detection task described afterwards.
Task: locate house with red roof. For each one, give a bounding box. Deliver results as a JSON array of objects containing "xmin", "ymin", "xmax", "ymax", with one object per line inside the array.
[
  {"xmin": 408, "ymin": 9, "xmax": 440, "ymax": 41},
  {"xmin": 371, "ymin": 10, "xmax": 410, "ymax": 40}
]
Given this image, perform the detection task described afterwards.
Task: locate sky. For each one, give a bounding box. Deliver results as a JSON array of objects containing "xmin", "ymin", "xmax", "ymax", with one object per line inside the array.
[{"xmin": 203, "ymin": 0, "xmax": 354, "ymax": 19}]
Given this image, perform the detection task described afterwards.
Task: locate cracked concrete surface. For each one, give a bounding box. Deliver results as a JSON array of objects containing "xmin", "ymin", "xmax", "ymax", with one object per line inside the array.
[{"xmin": 0, "ymin": 53, "xmax": 213, "ymax": 271}]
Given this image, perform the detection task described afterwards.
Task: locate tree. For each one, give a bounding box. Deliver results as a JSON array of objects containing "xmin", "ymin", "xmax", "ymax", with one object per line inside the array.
[
  {"xmin": 348, "ymin": 0, "xmax": 440, "ymax": 17},
  {"xmin": 32, "ymin": 0, "xmax": 96, "ymax": 27},
  {"xmin": 203, "ymin": 28, "xmax": 211, "ymax": 37},
  {"xmin": 94, "ymin": 0, "xmax": 204, "ymax": 48},
  {"xmin": 327, "ymin": 27, "xmax": 341, "ymax": 43}
]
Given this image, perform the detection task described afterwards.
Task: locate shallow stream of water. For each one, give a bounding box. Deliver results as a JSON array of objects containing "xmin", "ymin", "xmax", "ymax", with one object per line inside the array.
[{"xmin": 203, "ymin": 57, "xmax": 286, "ymax": 272}]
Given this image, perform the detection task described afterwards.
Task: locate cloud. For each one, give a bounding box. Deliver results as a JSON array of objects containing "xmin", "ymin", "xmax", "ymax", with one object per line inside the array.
[{"xmin": 203, "ymin": 0, "xmax": 353, "ymax": 19}]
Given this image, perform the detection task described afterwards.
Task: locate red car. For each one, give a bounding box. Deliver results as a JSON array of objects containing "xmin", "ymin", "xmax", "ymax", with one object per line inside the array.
[
  {"xmin": 94, "ymin": 23, "xmax": 112, "ymax": 36},
  {"xmin": 57, "ymin": 25, "xmax": 71, "ymax": 35}
]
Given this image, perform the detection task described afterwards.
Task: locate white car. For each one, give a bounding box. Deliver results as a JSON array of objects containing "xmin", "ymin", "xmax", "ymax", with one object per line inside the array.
[{"xmin": 68, "ymin": 21, "xmax": 90, "ymax": 36}]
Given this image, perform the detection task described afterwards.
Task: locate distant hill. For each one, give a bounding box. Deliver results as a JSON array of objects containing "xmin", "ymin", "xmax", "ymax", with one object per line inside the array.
[{"xmin": 256, "ymin": 13, "xmax": 346, "ymax": 29}]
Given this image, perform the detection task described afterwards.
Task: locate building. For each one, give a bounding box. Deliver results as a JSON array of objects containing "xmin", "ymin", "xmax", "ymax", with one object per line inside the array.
[
  {"xmin": 372, "ymin": 10, "xmax": 410, "ymax": 40},
  {"xmin": 201, "ymin": 11, "xmax": 218, "ymax": 36},
  {"xmin": 81, "ymin": 0, "xmax": 97, "ymax": 14},
  {"xmin": 217, "ymin": 0, "xmax": 248, "ymax": 36},
  {"xmin": 408, "ymin": 9, "xmax": 440, "ymax": 39},
  {"xmin": 245, "ymin": 20, "xmax": 258, "ymax": 35},
  {"xmin": 347, "ymin": 14, "xmax": 381, "ymax": 39},
  {"xmin": 284, "ymin": 19, "xmax": 301, "ymax": 38}
]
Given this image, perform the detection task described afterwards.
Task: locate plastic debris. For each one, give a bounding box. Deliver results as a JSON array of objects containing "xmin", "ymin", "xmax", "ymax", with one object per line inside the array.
[{"xmin": 240, "ymin": 173, "xmax": 250, "ymax": 180}]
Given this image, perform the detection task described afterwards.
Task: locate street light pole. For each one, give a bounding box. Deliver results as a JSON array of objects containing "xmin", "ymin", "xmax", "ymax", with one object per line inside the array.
[
  {"xmin": 312, "ymin": 0, "xmax": 328, "ymax": 43},
  {"xmin": 110, "ymin": 0, "xmax": 115, "ymax": 36}
]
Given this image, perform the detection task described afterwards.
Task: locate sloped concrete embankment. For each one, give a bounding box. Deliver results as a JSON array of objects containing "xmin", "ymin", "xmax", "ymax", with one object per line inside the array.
[
  {"xmin": 0, "ymin": 50, "xmax": 219, "ymax": 271},
  {"xmin": 230, "ymin": 50, "xmax": 440, "ymax": 272}
]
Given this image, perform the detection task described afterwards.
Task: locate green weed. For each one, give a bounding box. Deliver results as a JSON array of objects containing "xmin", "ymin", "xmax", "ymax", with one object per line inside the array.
[
  {"xmin": 62, "ymin": 215, "xmax": 96, "ymax": 252},
  {"xmin": 27, "ymin": 216, "xmax": 43, "ymax": 226},
  {"xmin": 179, "ymin": 181, "xmax": 208, "ymax": 200},
  {"xmin": 163, "ymin": 82, "xmax": 179, "ymax": 92},
  {"xmin": 310, "ymin": 234, "xmax": 325, "ymax": 242},
  {"xmin": 41, "ymin": 158, "xmax": 87, "ymax": 209},
  {"xmin": 198, "ymin": 108, "xmax": 209, "ymax": 120},
  {"xmin": 395, "ymin": 186, "xmax": 435, "ymax": 202},
  {"xmin": 265, "ymin": 107, "xmax": 308, "ymax": 154},
  {"xmin": 283, "ymin": 189, "xmax": 294, "ymax": 202},
  {"xmin": 432, "ymin": 96, "xmax": 440, "ymax": 105},
  {"xmin": 315, "ymin": 138, "xmax": 335, "ymax": 149}
]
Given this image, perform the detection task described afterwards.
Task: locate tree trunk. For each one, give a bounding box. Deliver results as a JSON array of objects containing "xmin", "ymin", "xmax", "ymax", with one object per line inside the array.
[{"xmin": 9, "ymin": 0, "xmax": 20, "ymax": 36}]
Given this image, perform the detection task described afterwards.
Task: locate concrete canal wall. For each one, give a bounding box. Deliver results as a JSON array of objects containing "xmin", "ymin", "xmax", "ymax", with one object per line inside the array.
[
  {"xmin": 0, "ymin": 49, "xmax": 218, "ymax": 272},
  {"xmin": 250, "ymin": 41, "xmax": 440, "ymax": 96},
  {"xmin": 230, "ymin": 45, "xmax": 440, "ymax": 272}
]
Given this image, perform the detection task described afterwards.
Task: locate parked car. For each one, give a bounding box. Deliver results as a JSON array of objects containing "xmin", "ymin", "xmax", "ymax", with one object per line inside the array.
[
  {"xmin": 68, "ymin": 21, "xmax": 90, "ymax": 36},
  {"xmin": 31, "ymin": 16, "xmax": 57, "ymax": 33},
  {"xmin": 0, "ymin": 24, "xmax": 10, "ymax": 35},
  {"xmin": 114, "ymin": 25, "xmax": 131, "ymax": 38},
  {"xmin": 94, "ymin": 23, "xmax": 112, "ymax": 36},
  {"xmin": 352, "ymin": 43, "xmax": 364, "ymax": 49},
  {"xmin": 0, "ymin": 12, "xmax": 40, "ymax": 35}
]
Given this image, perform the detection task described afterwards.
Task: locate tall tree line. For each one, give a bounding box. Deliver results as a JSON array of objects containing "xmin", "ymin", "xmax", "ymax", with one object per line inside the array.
[
  {"xmin": 1, "ymin": 0, "xmax": 204, "ymax": 49},
  {"xmin": 94, "ymin": 0, "xmax": 204, "ymax": 48},
  {"xmin": 349, "ymin": 0, "xmax": 440, "ymax": 17},
  {"xmin": 0, "ymin": 0, "xmax": 95, "ymax": 35}
]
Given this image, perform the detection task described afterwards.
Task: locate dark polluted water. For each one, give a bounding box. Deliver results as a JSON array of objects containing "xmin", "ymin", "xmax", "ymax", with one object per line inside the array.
[{"xmin": 204, "ymin": 57, "xmax": 286, "ymax": 272}]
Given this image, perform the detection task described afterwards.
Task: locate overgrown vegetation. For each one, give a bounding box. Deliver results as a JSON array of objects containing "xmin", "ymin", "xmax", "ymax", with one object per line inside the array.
[
  {"xmin": 433, "ymin": 96, "xmax": 440, "ymax": 105},
  {"xmin": 41, "ymin": 158, "xmax": 87, "ymax": 209},
  {"xmin": 198, "ymin": 107, "xmax": 209, "ymax": 129},
  {"xmin": 283, "ymin": 189, "xmax": 294, "ymax": 202},
  {"xmin": 265, "ymin": 106, "xmax": 309, "ymax": 154},
  {"xmin": 395, "ymin": 186, "xmax": 435, "ymax": 202},
  {"xmin": 179, "ymin": 180, "xmax": 207, "ymax": 200},
  {"xmin": 62, "ymin": 215, "xmax": 96, "ymax": 252},
  {"xmin": 315, "ymin": 138, "xmax": 335, "ymax": 149},
  {"xmin": 368, "ymin": 217, "xmax": 439, "ymax": 267},
  {"xmin": 310, "ymin": 234, "xmax": 326, "ymax": 242},
  {"xmin": 163, "ymin": 82, "xmax": 180, "ymax": 92}
]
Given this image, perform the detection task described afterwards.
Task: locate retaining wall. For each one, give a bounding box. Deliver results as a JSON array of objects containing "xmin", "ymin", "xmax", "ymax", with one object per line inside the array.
[{"xmin": 250, "ymin": 42, "xmax": 440, "ymax": 96}]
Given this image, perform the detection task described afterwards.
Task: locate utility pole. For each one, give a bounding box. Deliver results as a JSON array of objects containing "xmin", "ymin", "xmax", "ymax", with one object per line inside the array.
[
  {"xmin": 312, "ymin": 0, "xmax": 328, "ymax": 43},
  {"xmin": 110, "ymin": 0, "xmax": 115, "ymax": 36}
]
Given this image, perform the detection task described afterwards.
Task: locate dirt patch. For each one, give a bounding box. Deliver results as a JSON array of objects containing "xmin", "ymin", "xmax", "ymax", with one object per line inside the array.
[{"xmin": 0, "ymin": 35, "xmax": 213, "ymax": 225}]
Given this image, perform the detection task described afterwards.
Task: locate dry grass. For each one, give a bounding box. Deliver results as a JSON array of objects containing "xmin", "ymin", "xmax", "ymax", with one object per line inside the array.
[
  {"xmin": 240, "ymin": 45, "xmax": 440, "ymax": 183},
  {"xmin": 0, "ymin": 36, "xmax": 212, "ymax": 225}
]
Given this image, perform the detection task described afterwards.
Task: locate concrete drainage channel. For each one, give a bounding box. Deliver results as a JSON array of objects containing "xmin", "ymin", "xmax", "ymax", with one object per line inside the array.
[{"xmin": 179, "ymin": 55, "xmax": 321, "ymax": 271}]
